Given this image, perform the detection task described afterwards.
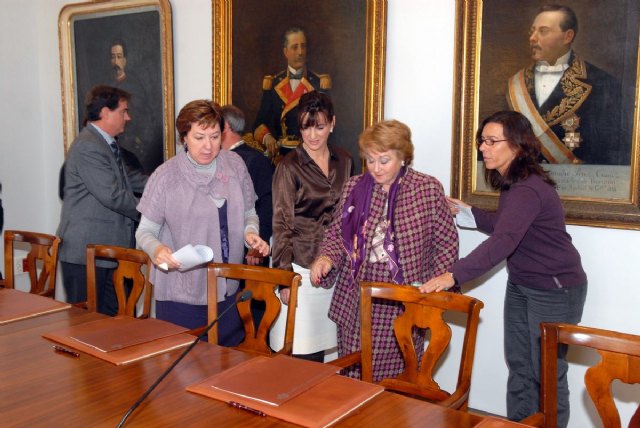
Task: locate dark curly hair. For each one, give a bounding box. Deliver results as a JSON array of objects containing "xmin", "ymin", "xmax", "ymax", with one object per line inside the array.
[{"xmin": 477, "ymin": 111, "xmax": 556, "ymax": 190}]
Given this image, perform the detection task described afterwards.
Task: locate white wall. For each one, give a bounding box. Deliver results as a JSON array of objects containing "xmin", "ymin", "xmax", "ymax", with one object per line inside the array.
[{"xmin": 1, "ymin": 1, "xmax": 638, "ymax": 426}]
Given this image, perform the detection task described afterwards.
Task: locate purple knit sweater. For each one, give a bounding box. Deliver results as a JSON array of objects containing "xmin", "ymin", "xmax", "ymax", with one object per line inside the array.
[{"xmin": 452, "ymin": 174, "xmax": 586, "ymax": 289}]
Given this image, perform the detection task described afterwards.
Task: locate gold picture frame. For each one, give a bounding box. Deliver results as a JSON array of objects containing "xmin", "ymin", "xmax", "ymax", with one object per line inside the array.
[
  {"xmin": 451, "ymin": 0, "xmax": 640, "ymax": 229},
  {"xmin": 59, "ymin": 0, "xmax": 175, "ymax": 174},
  {"xmin": 212, "ymin": 0, "xmax": 387, "ymax": 171}
]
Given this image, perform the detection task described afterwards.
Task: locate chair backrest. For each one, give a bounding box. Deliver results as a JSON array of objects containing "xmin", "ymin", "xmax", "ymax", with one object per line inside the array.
[
  {"xmin": 526, "ymin": 323, "xmax": 640, "ymax": 428},
  {"xmin": 359, "ymin": 281, "xmax": 484, "ymax": 410},
  {"xmin": 206, "ymin": 262, "xmax": 301, "ymax": 355},
  {"xmin": 85, "ymin": 244, "xmax": 153, "ymax": 318},
  {"xmin": 3, "ymin": 230, "xmax": 61, "ymax": 297}
]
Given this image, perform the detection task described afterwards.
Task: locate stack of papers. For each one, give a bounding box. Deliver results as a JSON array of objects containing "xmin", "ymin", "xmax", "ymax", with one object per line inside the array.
[{"xmin": 158, "ymin": 244, "xmax": 214, "ymax": 271}]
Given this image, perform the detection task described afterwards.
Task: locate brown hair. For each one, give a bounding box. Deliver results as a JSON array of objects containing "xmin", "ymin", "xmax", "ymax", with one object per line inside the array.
[
  {"xmin": 477, "ymin": 110, "xmax": 555, "ymax": 190},
  {"xmin": 175, "ymin": 100, "xmax": 223, "ymax": 143},
  {"xmin": 297, "ymin": 91, "xmax": 334, "ymax": 130},
  {"xmin": 539, "ymin": 4, "xmax": 578, "ymax": 38},
  {"xmin": 84, "ymin": 85, "xmax": 131, "ymax": 124},
  {"xmin": 358, "ymin": 119, "xmax": 414, "ymax": 165}
]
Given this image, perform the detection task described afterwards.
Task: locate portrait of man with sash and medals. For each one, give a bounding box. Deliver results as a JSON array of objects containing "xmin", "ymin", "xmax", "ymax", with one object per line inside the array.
[{"xmin": 507, "ymin": 4, "xmax": 630, "ymax": 166}]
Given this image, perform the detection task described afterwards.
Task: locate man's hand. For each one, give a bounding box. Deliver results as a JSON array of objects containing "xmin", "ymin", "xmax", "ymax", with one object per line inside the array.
[{"xmin": 264, "ymin": 134, "xmax": 278, "ymax": 159}]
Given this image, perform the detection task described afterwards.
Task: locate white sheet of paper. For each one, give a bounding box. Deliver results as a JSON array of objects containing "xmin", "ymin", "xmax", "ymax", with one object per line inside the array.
[
  {"xmin": 158, "ymin": 244, "xmax": 214, "ymax": 272},
  {"xmin": 455, "ymin": 204, "xmax": 477, "ymax": 229}
]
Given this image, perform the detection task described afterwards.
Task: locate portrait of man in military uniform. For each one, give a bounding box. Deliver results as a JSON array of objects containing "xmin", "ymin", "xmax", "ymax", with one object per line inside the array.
[
  {"xmin": 228, "ymin": 0, "xmax": 369, "ymax": 173},
  {"xmin": 252, "ymin": 27, "xmax": 331, "ymax": 161}
]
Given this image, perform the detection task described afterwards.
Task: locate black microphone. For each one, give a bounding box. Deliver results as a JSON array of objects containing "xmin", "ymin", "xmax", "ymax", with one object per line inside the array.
[{"xmin": 116, "ymin": 290, "xmax": 252, "ymax": 427}]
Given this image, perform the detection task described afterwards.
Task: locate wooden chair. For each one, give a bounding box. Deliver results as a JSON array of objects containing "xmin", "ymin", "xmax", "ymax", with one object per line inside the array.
[
  {"xmin": 85, "ymin": 244, "xmax": 153, "ymax": 318},
  {"xmin": 631, "ymin": 405, "xmax": 640, "ymax": 428},
  {"xmin": 206, "ymin": 262, "xmax": 301, "ymax": 355},
  {"xmin": 330, "ymin": 281, "xmax": 484, "ymax": 410},
  {"xmin": 521, "ymin": 323, "xmax": 640, "ymax": 428},
  {"xmin": 2, "ymin": 230, "xmax": 60, "ymax": 297}
]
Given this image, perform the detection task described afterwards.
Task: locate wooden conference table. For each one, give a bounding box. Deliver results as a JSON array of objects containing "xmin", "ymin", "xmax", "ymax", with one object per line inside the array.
[{"xmin": 1, "ymin": 305, "xmax": 504, "ymax": 427}]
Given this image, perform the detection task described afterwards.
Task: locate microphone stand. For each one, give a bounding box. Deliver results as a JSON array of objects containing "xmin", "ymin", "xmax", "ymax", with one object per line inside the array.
[{"xmin": 116, "ymin": 290, "xmax": 252, "ymax": 428}]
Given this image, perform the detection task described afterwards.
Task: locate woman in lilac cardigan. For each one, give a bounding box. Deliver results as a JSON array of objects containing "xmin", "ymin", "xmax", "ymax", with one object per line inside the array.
[
  {"xmin": 136, "ymin": 100, "xmax": 269, "ymax": 345},
  {"xmin": 421, "ymin": 111, "xmax": 587, "ymax": 428}
]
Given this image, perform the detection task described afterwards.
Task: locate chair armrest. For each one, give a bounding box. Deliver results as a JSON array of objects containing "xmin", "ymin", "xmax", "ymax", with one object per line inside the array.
[
  {"xmin": 327, "ymin": 351, "xmax": 361, "ymax": 368},
  {"xmin": 520, "ymin": 412, "xmax": 544, "ymax": 427},
  {"xmin": 438, "ymin": 388, "xmax": 470, "ymax": 410},
  {"xmin": 187, "ymin": 326, "xmax": 208, "ymax": 337},
  {"xmin": 38, "ymin": 290, "xmax": 55, "ymax": 298}
]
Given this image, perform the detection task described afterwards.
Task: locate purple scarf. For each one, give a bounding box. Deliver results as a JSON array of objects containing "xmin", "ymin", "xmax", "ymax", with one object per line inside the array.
[{"xmin": 340, "ymin": 167, "xmax": 406, "ymax": 288}]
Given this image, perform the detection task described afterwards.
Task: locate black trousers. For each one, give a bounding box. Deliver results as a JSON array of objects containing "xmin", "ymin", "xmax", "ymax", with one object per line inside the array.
[{"xmin": 61, "ymin": 262, "xmax": 119, "ymax": 316}]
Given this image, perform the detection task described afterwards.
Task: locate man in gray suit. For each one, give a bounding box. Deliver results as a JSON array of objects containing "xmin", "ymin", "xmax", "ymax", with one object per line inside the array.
[{"xmin": 57, "ymin": 85, "xmax": 147, "ymax": 315}]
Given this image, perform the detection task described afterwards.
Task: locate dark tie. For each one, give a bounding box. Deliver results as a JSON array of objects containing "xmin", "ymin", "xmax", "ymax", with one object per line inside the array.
[
  {"xmin": 290, "ymin": 72, "xmax": 303, "ymax": 80},
  {"xmin": 109, "ymin": 141, "xmax": 120, "ymax": 161},
  {"xmin": 109, "ymin": 141, "xmax": 124, "ymax": 174}
]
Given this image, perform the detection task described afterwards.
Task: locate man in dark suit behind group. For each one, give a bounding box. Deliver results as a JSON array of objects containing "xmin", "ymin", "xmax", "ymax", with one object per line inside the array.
[
  {"xmin": 56, "ymin": 85, "xmax": 147, "ymax": 315},
  {"xmin": 221, "ymin": 104, "xmax": 273, "ymax": 266}
]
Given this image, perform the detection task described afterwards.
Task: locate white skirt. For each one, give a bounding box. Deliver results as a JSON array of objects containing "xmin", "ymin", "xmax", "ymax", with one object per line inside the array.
[{"xmin": 269, "ymin": 263, "xmax": 337, "ymax": 354}]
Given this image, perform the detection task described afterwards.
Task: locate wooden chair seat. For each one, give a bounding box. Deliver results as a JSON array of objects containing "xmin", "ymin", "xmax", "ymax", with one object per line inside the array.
[
  {"xmin": 521, "ymin": 323, "xmax": 640, "ymax": 428},
  {"xmin": 330, "ymin": 281, "xmax": 484, "ymax": 410},
  {"xmin": 85, "ymin": 244, "xmax": 153, "ymax": 318},
  {"xmin": 3, "ymin": 230, "xmax": 60, "ymax": 297},
  {"xmin": 206, "ymin": 263, "xmax": 301, "ymax": 355}
]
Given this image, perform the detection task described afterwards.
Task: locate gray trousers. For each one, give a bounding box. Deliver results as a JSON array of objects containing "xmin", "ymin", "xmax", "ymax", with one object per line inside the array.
[{"xmin": 504, "ymin": 280, "xmax": 587, "ymax": 428}]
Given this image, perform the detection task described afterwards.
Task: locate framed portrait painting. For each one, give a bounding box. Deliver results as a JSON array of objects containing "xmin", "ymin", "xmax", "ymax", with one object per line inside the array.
[
  {"xmin": 59, "ymin": 0, "xmax": 174, "ymax": 174},
  {"xmin": 451, "ymin": 0, "xmax": 640, "ymax": 229},
  {"xmin": 212, "ymin": 0, "xmax": 387, "ymax": 173}
]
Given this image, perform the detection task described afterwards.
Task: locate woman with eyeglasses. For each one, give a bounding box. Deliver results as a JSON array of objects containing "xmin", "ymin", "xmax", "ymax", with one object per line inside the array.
[{"xmin": 420, "ymin": 110, "xmax": 587, "ymax": 428}]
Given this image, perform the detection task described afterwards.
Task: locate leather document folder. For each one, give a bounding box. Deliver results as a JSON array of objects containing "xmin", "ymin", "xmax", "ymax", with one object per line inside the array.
[
  {"xmin": 474, "ymin": 417, "xmax": 534, "ymax": 427},
  {"xmin": 43, "ymin": 316, "xmax": 194, "ymax": 365},
  {"xmin": 0, "ymin": 288, "xmax": 70, "ymax": 325},
  {"xmin": 187, "ymin": 355, "xmax": 385, "ymax": 427},
  {"xmin": 204, "ymin": 354, "xmax": 337, "ymax": 405}
]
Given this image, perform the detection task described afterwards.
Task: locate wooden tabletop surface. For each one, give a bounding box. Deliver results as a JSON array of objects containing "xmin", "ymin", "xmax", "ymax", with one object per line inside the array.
[{"xmin": 1, "ymin": 304, "xmax": 491, "ymax": 427}]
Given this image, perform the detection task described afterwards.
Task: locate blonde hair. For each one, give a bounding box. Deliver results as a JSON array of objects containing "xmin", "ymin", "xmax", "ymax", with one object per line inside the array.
[{"xmin": 358, "ymin": 119, "xmax": 413, "ymax": 165}]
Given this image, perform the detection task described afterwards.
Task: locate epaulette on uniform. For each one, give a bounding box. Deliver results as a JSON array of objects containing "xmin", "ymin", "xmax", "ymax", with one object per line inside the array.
[
  {"xmin": 318, "ymin": 74, "xmax": 332, "ymax": 90},
  {"xmin": 262, "ymin": 75, "xmax": 274, "ymax": 90}
]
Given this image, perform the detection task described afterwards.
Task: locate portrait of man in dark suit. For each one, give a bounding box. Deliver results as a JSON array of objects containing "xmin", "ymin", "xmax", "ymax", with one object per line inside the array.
[
  {"xmin": 107, "ymin": 39, "xmax": 162, "ymax": 174},
  {"xmin": 72, "ymin": 10, "xmax": 165, "ymax": 174},
  {"xmin": 506, "ymin": 4, "xmax": 629, "ymax": 166}
]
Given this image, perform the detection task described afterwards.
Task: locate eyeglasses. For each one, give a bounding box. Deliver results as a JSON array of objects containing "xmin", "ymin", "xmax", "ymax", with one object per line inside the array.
[{"xmin": 476, "ymin": 138, "xmax": 508, "ymax": 147}]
